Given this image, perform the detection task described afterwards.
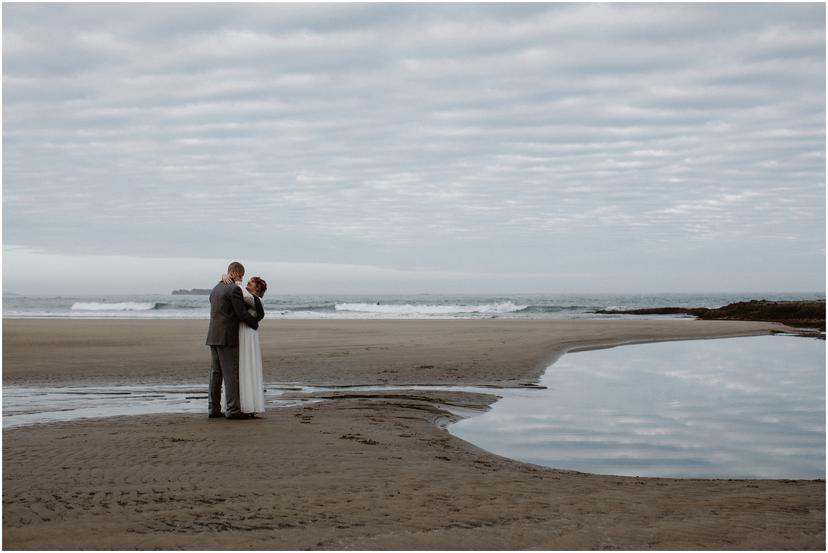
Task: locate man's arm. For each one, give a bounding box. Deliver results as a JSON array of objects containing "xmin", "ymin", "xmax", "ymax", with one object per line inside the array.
[
  {"xmin": 253, "ymin": 296, "xmax": 265, "ymax": 322},
  {"xmin": 229, "ymin": 286, "xmax": 259, "ymax": 330}
]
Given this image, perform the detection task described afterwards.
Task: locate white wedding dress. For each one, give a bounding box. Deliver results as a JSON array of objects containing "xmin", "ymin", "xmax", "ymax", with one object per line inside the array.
[{"xmin": 221, "ymin": 283, "xmax": 265, "ymax": 414}]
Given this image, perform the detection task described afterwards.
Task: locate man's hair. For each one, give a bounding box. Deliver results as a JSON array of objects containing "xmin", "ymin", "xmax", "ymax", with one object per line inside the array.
[{"xmin": 227, "ymin": 261, "xmax": 245, "ymax": 275}]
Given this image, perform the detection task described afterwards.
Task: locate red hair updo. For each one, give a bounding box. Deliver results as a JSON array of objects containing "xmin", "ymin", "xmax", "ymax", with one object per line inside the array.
[{"xmin": 249, "ymin": 277, "xmax": 267, "ymax": 298}]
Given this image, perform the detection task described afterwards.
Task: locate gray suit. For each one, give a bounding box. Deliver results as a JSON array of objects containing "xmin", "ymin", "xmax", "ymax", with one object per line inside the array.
[{"xmin": 206, "ymin": 282, "xmax": 260, "ymax": 417}]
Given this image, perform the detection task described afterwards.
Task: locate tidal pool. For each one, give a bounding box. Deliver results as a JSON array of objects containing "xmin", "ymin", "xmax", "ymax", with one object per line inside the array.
[
  {"xmin": 4, "ymin": 335, "xmax": 824, "ymax": 480},
  {"xmin": 1, "ymin": 382, "xmax": 497, "ymax": 429},
  {"xmin": 450, "ymin": 335, "xmax": 825, "ymax": 479}
]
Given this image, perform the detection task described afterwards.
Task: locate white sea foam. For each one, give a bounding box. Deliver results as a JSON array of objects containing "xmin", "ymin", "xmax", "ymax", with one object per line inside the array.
[
  {"xmin": 70, "ymin": 302, "xmax": 157, "ymax": 311},
  {"xmin": 334, "ymin": 301, "xmax": 528, "ymax": 315},
  {"xmin": 4, "ymin": 293, "xmax": 821, "ymax": 320}
]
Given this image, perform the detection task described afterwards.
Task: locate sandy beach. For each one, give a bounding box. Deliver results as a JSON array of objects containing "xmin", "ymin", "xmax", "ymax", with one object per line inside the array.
[
  {"xmin": 1, "ymin": 318, "xmax": 800, "ymax": 386},
  {"xmin": 3, "ymin": 319, "xmax": 825, "ymax": 549}
]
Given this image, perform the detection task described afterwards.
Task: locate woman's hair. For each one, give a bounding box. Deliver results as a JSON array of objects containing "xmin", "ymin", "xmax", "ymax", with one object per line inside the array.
[{"xmin": 249, "ymin": 276, "xmax": 267, "ymax": 298}]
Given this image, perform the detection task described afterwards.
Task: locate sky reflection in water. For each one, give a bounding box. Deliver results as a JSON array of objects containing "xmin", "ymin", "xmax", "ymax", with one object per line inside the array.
[
  {"xmin": 4, "ymin": 335, "xmax": 824, "ymax": 480},
  {"xmin": 450, "ymin": 335, "xmax": 825, "ymax": 479}
]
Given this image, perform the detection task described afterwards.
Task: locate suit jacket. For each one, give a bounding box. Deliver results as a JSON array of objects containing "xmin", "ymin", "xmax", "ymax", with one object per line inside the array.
[{"xmin": 206, "ymin": 282, "xmax": 259, "ymax": 347}]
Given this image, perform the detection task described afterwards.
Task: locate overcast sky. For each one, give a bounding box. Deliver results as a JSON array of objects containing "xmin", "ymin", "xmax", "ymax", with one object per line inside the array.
[{"xmin": 3, "ymin": 2, "xmax": 825, "ymax": 294}]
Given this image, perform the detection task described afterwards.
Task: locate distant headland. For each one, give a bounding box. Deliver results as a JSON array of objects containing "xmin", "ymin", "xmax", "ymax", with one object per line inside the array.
[{"xmin": 171, "ymin": 288, "xmax": 211, "ymax": 295}]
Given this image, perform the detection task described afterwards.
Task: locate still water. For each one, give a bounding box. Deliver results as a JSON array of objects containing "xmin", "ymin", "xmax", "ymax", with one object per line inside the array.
[
  {"xmin": 4, "ymin": 335, "xmax": 824, "ymax": 479},
  {"xmin": 451, "ymin": 335, "xmax": 825, "ymax": 479},
  {"xmin": 2, "ymin": 382, "xmax": 498, "ymax": 429}
]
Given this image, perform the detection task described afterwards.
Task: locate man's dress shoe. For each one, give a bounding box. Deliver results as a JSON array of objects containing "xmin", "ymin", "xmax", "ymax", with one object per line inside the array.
[{"xmin": 226, "ymin": 413, "xmax": 256, "ymax": 420}]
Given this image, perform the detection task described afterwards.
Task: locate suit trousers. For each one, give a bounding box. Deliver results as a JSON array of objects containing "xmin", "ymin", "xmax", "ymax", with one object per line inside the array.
[{"xmin": 209, "ymin": 345, "xmax": 241, "ymax": 417}]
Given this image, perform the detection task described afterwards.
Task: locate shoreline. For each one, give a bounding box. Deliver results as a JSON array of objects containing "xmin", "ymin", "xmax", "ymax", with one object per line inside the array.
[
  {"xmin": 3, "ymin": 319, "xmax": 824, "ymax": 549},
  {"xmin": 2, "ymin": 318, "xmax": 791, "ymax": 387}
]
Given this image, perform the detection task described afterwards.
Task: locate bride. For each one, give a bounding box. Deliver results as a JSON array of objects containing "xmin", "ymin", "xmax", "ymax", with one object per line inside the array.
[{"xmin": 220, "ymin": 274, "xmax": 267, "ymax": 415}]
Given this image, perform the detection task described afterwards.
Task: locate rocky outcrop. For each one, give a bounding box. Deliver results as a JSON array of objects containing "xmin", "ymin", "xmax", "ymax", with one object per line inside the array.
[
  {"xmin": 171, "ymin": 288, "xmax": 211, "ymax": 295},
  {"xmin": 595, "ymin": 300, "xmax": 825, "ymax": 330}
]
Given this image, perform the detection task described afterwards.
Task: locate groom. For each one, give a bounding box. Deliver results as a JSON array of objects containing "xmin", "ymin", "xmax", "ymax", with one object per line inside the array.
[{"xmin": 206, "ymin": 261, "xmax": 260, "ymax": 419}]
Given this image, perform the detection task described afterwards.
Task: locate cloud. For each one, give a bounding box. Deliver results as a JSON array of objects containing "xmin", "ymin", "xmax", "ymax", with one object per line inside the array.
[{"xmin": 2, "ymin": 3, "xmax": 825, "ymax": 292}]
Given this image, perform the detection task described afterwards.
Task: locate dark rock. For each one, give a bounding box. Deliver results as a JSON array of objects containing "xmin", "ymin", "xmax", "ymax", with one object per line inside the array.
[
  {"xmin": 595, "ymin": 300, "xmax": 825, "ymax": 330},
  {"xmin": 696, "ymin": 299, "xmax": 825, "ymax": 329}
]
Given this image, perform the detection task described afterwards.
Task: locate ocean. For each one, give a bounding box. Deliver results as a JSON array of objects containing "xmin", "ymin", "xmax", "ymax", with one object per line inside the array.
[{"xmin": 2, "ymin": 292, "xmax": 823, "ymax": 320}]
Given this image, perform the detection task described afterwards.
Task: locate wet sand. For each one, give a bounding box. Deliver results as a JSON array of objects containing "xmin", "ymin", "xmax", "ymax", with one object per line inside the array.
[{"xmin": 3, "ymin": 319, "xmax": 825, "ymax": 549}]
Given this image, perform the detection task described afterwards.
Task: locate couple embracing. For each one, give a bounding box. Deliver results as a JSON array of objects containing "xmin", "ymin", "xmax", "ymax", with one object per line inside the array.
[{"xmin": 205, "ymin": 261, "xmax": 268, "ymax": 420}]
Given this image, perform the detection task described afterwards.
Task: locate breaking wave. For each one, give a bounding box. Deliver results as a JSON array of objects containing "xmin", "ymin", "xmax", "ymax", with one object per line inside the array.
[
  {"xmin": 70, "ymin": 302, "xmax": 163, "ymax": 312},
  {"xmin": 334, "ymin": 301, "xmax": 528, "ymax": 315}
]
